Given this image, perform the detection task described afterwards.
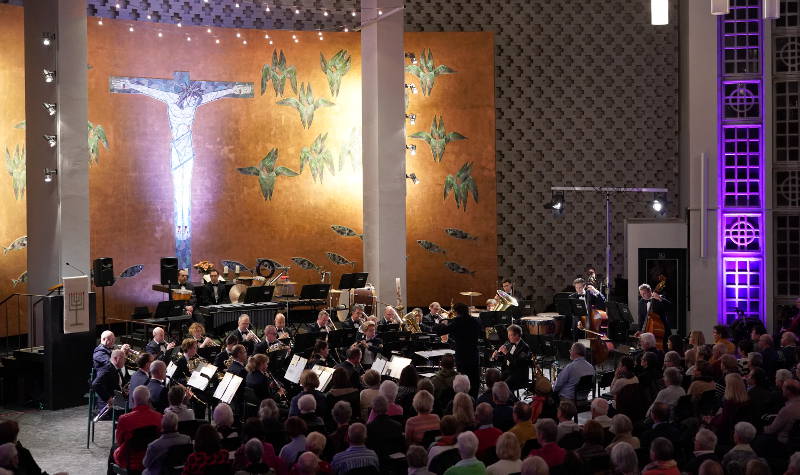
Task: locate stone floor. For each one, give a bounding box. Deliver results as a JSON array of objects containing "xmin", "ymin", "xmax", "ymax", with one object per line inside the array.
[{"xmin": 0, "ymin": 404, "xmax": 111, "ymax": 475}]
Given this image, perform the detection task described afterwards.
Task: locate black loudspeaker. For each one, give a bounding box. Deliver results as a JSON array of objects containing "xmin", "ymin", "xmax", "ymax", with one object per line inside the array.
[
  {"xmin": 93, "ymin": 257, "xmax": 115, "ymax": 287},
  {"xmin": 160, "ymin": 257, "xmax": 179, "ymax": 285}
]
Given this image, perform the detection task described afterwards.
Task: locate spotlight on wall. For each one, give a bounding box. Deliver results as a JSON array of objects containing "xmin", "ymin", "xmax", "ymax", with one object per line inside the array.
[
  {"xmin": 41, "ymin": 33, "xmax": 55, "ymax": 46},
  {"xmin": 405, "ymin": 52, "xmax": 417, "ymax": 64},
  {"xmin": 764, "ymin": 0, "xmax": 780, "ymax": 19},
  {"xmin": 405, "ymin": 113, "xmax": 416, "ymax": 125},
  {"xmin": 43, "ymin": 168, "xmax": 57, "ymax": 183},
  {"xmin": 42, "ymin": 69, "xmax": 56, "ymax": 83},
  {"xmin": 711, "ymin": 0, "xmax": 730, "ymax": 15},
  {"xmin": 42, "ymin": 103, "xmax": 57, "ymax": 116},
  {"xmin": 544, "ymin": 192, "xmax": 565, "ymax": 216},
  {"xmin": 43, "ymin": 135, "xmax": 57, "ymax": 148},
  {"xmin": 649, "ymin": 193, "xmax": 667, "ymax": 215},
  {"xmin": 404, "ymin": 83, "xmax": 418, "ymax": 94},
  {"xmin": 405, "ymin": 144, "xmax": 417, "ymax": 156},
  {"xmin": 651, "ymin": 0, "xmax": 669, "ymax": 25},
  {"xmin": 406, "ymin": 173, "xmax": 420, "ymax": 184}
]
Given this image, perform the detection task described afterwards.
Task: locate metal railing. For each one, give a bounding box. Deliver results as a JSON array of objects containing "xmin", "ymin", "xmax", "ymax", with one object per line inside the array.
[{"xmin": 0, "ymin": 292, "xmax": 48, "ymax": 356}]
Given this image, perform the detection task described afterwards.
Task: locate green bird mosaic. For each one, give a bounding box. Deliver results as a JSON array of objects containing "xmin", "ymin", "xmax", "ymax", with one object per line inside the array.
[
  {"xmin": 444, "ymin": 162, "xmax": 479, "ymax": 211},
  {"xmin": 260, "ymin": 50, "xmax": 298, "ymax": 97},
  {"xmin": 88, "ymin": 121, "xmax": 109, "ymax": 165},
  {"xmin": 300, "ymin": 133, "xmax": 336, "ymax": 184},
  {"xmin": 277, "ymin": 83, "xmax": 335, "ymax": 129},
  {"xmin": 409, "ymin": 115, "xmax": 466, "ymax": 163},
  {"xmin": 5, "ymin": 144, "xmax": 25, "ymax": 200},
  {"xmin": 237, "ymin": 148, "xmax": 299, "ymax": 200},
  {"xmin": 320, "ymin": 49, "xmax": 352, "ymax": 98},
  {"xmin": 405, "ymin": 49, "xmax": 456, "ymax": 96}
]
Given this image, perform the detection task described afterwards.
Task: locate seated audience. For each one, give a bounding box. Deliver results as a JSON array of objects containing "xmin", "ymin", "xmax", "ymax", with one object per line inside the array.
[
  {"xmin": 182, "ymin": 424, "xmax": 229, "ymax": 475},
  {"xmin": 553, "ymin": 343, "xmax": 594, "ymax": 401},
  {"xmin": 688, "ymin": 361, "xmax": 717, "ymax": 400},
  {"xmin": 324, "ymin": 401, "xmax": 352, "ymax": 461},
  {"xmin": 429, "ymin": 416, "xmax": 460, "ymax": 467},
  {"xmin": 643, "ymin": 437, "xmax": 679, "ymax": 475},
  {"xmin": 279, "ymin": 417, "xmax": 308, "ymax": 466},
  {"xmin": 115, "ymin": 386, "xmax": 163, "ymax": 471},
  {"xmin": 610, "ymin": 442, "xmax": 638, "ymax": 475},
  {"xmin": 0, "ymin": 420, "xmax": 45, "ymax": 475},
  {"xmin": 699, "ymin": 460, "xmax": 725, "ymax": 475},
  {"xmin": 452, "ymin": 392, "xmax": 477, "ymax": 432},
  {"xmin": 326, "ymin": 367, "xmax": 360, "ymax": 417},
  {"xmin": 639, "ymin": 402, "xmax": 680, "ymax": 451},
  {"xmin": 683, "ymin": 428, "xmax": 719, "ymax": 475},
  {"xmin": 142, "ymin": 411, "xmax": 191, "ymax": 475},
  {"xmin": 606, "ymin": 414, "xmax": 640, "ymax": 451},
  {"xmin": 289, "ymin": 370, "xmax": 328, "ymax": 419},
  {"xmin": 260, "ymin": 399, "xmax": 288, "ymax": 451},
  {"xmin": 300, "ymin": 431, "xmax": 331, "ymax": 474},
  {"xmin": 164, "ymin": 385, "xmax": 195, "ymax": 422},
  {"xmin": 590, "ymin": 398, "xmax": 612, "ymax": 430},
  {"xmin": 444, "ymin": 431, "xmax": 485, "ymax": 475},
  {"xmin": 294, "ymin": 452, "xmax": 320, "ymax": 475},
  {"xmin": 487, "ymin": 432, "xmax": 523, "ymax": 475},
  {"xmin": 406, "ymin": 390, "xmax": 441, "ymax": 445},
  {"xmin": 408, "ymin": 445, "xmax": 436, "ymax": 475},
  {"xmin": 610, "ymin": 357, "xmax": 639, "ymax": 409},
  {"xmin": 297, "ymin": 394, "xmax": 326, "ymax": 434},
  {"xmin": 491, "ymin": 382, "xmax": 515, "ymax": 431},
  {"xmin": 444, "ymin": 375, "xmax": 474, "ymax": 415},
  {"xmin": 477, "ymin": 368, "xmax": 503, "ymax": 407},
  {"xmin": 234, "ymin": 438, "xmax": 270, "ymax": 475},
  {"xmin": 508, "ymin": 402, "xmax": 536, "ymax": 449},
  {"xmin": 213, "ymin": 403, "xmax": 238, "ymax": 441},
  {"xmin": 367, "ymin": 380, "xmax": 403, "ymax": 422},
  {"xmin": 232, "ymin": 418, "xmax": 286, "ymax": 475},
  {"xmin": 398, "ymin": 365, "xmax": 420, "ymax": 416},
  {"xmin": 431, "ymin": 354, "xmax": 458, "ymax": 403},
  {"xmin": 764, "ymin": 379, "xmax": 800, "ymax": 444},
  {"xmin": 710, "ymin": 373, "xmax": 751, "ymax": 444},
  {"xmin": 473, "ymin": 402, "xmax": 502, "ymax": 459},
  {"xmin": 360, "ymin": 369, "xmax": 381, "ymax": 421},
  {"xmin": 575, "ymin": 420, "xmax": 606, "ymax": 461},
  {"xmin": 555, "ymin": 401, "xmax": 579, "ymax": 442},
  {"xmin": 722, "ymin": 422, "xmax": 760, "ymax": 475},
  {"xmin": 366, "ymin": 395, "xmax": 404, "ymax": 461},
  {"xmin": 529, "ymin": 418, "xmax": 565, "ymax": 467},
  {"xmin": 646, "ymin": 367, "xmax": 685, "ymax": 418},
  {"xmin": 331, "ymin": 423, "xmax": 379, "ymax": 475},
  {"xmin": 520, "ymin": 455, "xmax": 549, "ymax": 475}
]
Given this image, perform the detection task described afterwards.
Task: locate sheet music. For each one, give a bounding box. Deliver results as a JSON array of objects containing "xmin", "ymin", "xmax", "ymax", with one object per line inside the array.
[
  {"xmin": 414, "ymin": 349, "xmax": 456, "ymax": 359},
  {"xmin": 284, "ymin": 354, "xmax": 307, "ymax": 384},
  {"xmin": 200, "ymin": 363, "xmax": 217, "ymax": 378},
  {"xmin": 371, "ymin": 355, "xmax": 389, "ymax": 375},
  {"xmin": 213, "ymin": 372, "xmax": 243, "ymax": 404},
  {"xmin": 313, "ymin": 365, "xmax": 336, "ymax": 391},
  {"xmin": 187, "ymin": 371, "xmax": 209, "ymax": 391},
  {"xmin": 388, "ymin": 356, "xmax": 412, "ymax": 379},
  {"xmin": 166, "ymin": 361, "xmax": 177, "ymax": 378}
]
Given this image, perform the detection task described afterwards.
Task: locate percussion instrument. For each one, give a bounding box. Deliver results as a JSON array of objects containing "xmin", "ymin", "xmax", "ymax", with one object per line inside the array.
[
  {"xmin": 521, "ymin": 316, "xmax": 555, "ymax": 336},
  {"xmin": 537, "ymin": 312, "xmax": 565, "ymax": 337},
  {"xmin": 229, "ymin": 284, "xmax": 248, "ymax": 303},
  {"xmin": 353, "ymin": 287, "xmax": 376, "ymax": 315},
  {"xmin": 459, "ymin": 291, "xmax": 482, "ymax": 297},
  {"xmin": 171, "ymin": 289, "xmax": 193, "ymax": 301}
]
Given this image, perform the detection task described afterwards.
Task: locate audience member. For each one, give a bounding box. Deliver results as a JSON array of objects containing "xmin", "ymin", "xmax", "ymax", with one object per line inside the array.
[
  {"xmin": 297, "ymin": 394, "xmax": 326, "ymax": 434},
  {"xmin": 279, "ymin": 417, "xmax": 308, "ymax": 466},
  {"xmin": 408, "ymin": 444, "xmax": 436, "ymax": 475},
  {"xmin": 491, "ymin": 382, "xmax": 515, "ymax": 431},
  {"xmin": 289, "ymin": 371, "xmax": 328, "ymax": 419},
  {"xmin": 431, "ymin": 354, "xmax": 458, "ymax": 403},
  {"xmin": 260, "ymin": 399, "xmax": 288, "ymax": 451},
  {"xmin": 331, "ymin": 423, "xmax": 379, "ymax": 475},
  {"xmin": 609, "ymin": 442, "xmax": 638, "ymax": 475},
  {"xmin": 366, "ymin": 395, "xmax": 404, "ymax": 461},
  {"xmin": 520, "ymin": 455, "xmax": 549, "ymax": 475},
  {"xmin": 0, "ymin": 420, "xmax": 44, "ymax": 475},
  {"xmin": 487, "ymin": 432, "xmax": 523, "ymax": 475},
  {"xmin": 142, "ymin": 411, "xmax": 191, "ymax": 475},
  {"xmin": 429, "ymin": 416, "xmax": 460, "ymax": 467},
  {"xmin": 367, "ymin": 380, "xmax": 403, "ymax": 422},
  {"xmin": 182, "ymin": 424, "xmax": 230, "ymax": 475},
  {"xmin": 643, "ymin": 437, "xmax": 679, "ymax": 475},
  {"xmin": 234, "ymin": 438, "xmax": 270, "ymax": 475},
  {"xmin": 452, "ymin": 392, "xmax": 477, "ymax": 432},
  {"xmin": 529, "ymin": 419, "xmax": 565, "ymax": 467},
  {"xmin": 553, "ymin": 343, "xmax": 594, "ymax": 401},
  {"xmin": 114, "ymin": 386, "xmax": 163, "ymax": 471},
  {"xmin": 213, "ymin": 403, "xmax": 238, "ymax": 441},
  {"xmin": 443, "ymin": 431, "xmax": 485, "ymax": 475},
  {"xmin": 575, "ymin": 420, "xmax": 606, "ymax": 461},
  {"xmin": 764, "ymin": 379, "xmax": 800, "ymax": 444},
  {"xmin": 232, "ymin": 418, "xmax": 286, "ymax": 475},
  {"xmin": 590, "ymin": 398, "xmax": 612, "ymax": 430},
  {"xmin": 555, "ymin": 401, "xmax": 579, "ymax": 442},
  {"xmin": 473, "ymin": 402, "xmax": 502, "ymax": 459},
  {"xmin": 164, "ymin": 385, "xmax": 195, "ymax": 422},
  {"xmin": 324, "ymin": 401, "xmax": 352, "ymax": 461},
  {"xmin": 406, "ymin": 390, "xmax": 441, "ymax": 445},
  {"xmin": 360, "ymin": 369, "xmax": 381, "ymax": 421},
  {"xmin": 508, "ymin": 402, "xmax": 536, "ymax": 449},
  {"xmin": 684, "ymin": 429, "xmax": 719, "ymax": 475},
  {"xmin": 722, "ymin": 422, "xmax": 760, "ymax": 475},
  {"xmin": 301, "ymin": 431, "xmax": 330, "ymax": 474},
  {"xmin": 606, "ymin": 414, "xmax": 640, "ymax": 451}
]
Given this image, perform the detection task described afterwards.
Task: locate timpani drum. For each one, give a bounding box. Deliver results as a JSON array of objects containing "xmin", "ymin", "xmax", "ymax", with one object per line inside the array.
[
  {"xmin": 171, "ymin": 289, "xmax": 193, "ymax": 301},
  {"xmin": 536, "ymin": 313, "xmax": 565, "ymax": 337},
  {"xmin": 521, "ymin": 316, "xmax": 555, "ymax": 336}
]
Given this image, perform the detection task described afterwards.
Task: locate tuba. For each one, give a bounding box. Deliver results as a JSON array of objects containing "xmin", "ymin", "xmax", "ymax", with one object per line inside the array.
[
  {"xmin": 403, "ymin": 310, "xmax": 422, "ymax": 333},
  {"xmin": 494, "ymin": 290, "xmax": 518, "ymax": 312}
]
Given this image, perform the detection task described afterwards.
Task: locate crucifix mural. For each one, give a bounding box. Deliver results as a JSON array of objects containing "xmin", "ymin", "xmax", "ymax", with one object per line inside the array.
[{"xmin": 110, "ymin": 72, "xmax": 253, "ymax": 270}]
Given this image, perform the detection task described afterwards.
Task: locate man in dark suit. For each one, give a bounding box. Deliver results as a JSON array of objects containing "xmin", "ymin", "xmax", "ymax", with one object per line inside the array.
[
  {"xmin": 200, "ymin": 268, "xmax": 229, "ymax": 306},
  {"xmin": 341, "ymin": 304, "xmax": 365, "ymax": 332},
  {"xmin": 128, "ymin": 352, "xmax": 153, "ymax": 408},
  {"xmin": 146, "ymin": 360, "xmax": 169, "ymax": 412},
  {"xmin": 335, "ymin": 347, "xmax": 364, "ymax": 389},
  {"xmin": 91, "ymin": 349, "xmax": 128, "ymax": 411},
  {"xmin": 145, "ymin": 326, "xmax": 176, "ymax": 361},
  {"xmin": 639, "ymin": 402, "xmax": 681, "ymax": 452},
  {"xmin": 684, "ymin": 428, "xmax": 719, "ymax": 475},
  {"xmin": 214, "ymin": 334, "xmax": 239, "ymax": 370},
  {"xmin": 433, "ymin": 302, "xmax": 482, "ymax": 397},
  {"xmin": 569, "ymin": 277, "xmax": 607, "ymax": 337},
  {"xmin": 307, "ymin": 310, "xmax": 334, "ymax": 334},
  {"xmin": 93, "ymin": 330, "xmax": 129, "ymax": 369},
  {"xmin": 491, "ymin": 324, "xmax": 531, "ymax": 391},
  {"xmin": 168, "ymin": 269, "xmax": 196, "ymax": 314},
  {"xmin": 227, "ymin": 314, "xmax": 258, "ymax": 355},
  {"xmin": 172, "ymin": 338, "xmax": 199, "ymax": 385},
  {"xmin": 636, "ymin": 283, "xmax": 671, "ymax": 347},
  {"xmin": 422, "ymin": 301, "xmax": 446, "ymax": 331},
  {"xmin": 226, "ymin": 344, "xmax": 248, "ymax": 379}
]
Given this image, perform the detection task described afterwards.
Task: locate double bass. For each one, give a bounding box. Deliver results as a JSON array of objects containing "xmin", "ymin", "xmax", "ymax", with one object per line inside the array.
[{"xmin": 643, "ymin": 280, "xmax": 667, "ymax": 351}]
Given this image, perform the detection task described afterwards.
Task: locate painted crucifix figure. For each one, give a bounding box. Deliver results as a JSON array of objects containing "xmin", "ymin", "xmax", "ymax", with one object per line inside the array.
[{"xmin": 109, "ymin": 72, "xmax": 253, "ymax": 269}]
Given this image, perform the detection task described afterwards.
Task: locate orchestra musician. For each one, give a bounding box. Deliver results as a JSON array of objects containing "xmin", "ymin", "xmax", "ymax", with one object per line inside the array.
[
  {"xmin": 228, "ymin": 314, "xmax": 259, "ymax": 355},
  {"xmin": 423, "ymin": 302, "xmax": 446, "ymax": 329},
  {"xmin": 128, "ymin": 353, "xmax": 153, "ymax": 408},
  {"xmin": 485, "ymin": 299, "xmax": 497, "ymax": 311},
  {"xmin": 635, "ymin": 283, "xmax": 671, "ymax": 347},
  {"xmin": 432, "ymin": 302, "xmax": 482, "ymax": 397},
  {"xmin": 308, "ymin": 310, "xmax": 335, "ymax": 333},
  {"xmin": 146, "ymin": 360, "xmax": 169, "ymax": 412},
  {"xmin": 245, "ymin": 353, "xmax": 286, "ymax": 402},
  {"xmin": 357, "ymin": 321, "xmax": 383, "ymax": 366},
  {"xmin": 570, "ymin": 277, "xmax": 607, "ymax": 337},
  {"xmin": 145, "ymin": 327, "xmax": 176, "ymax": 361},
  {"xmin": 335, "ymin": 347, "xmax": 364, "ymax": 390},
  {"xmin": 169, "ymin": 269, "xmax": 195, "ymax": 315},
  {"xmin": 214, "ymin": 334, "xmax": 239, "ymax": 370},
  {"xmin": 380, "ymin": 306, "xmax": 403, "ymax": 326},
  {"xmin": 306, "ymin": 340, "xmax": 335, "ymax": 369},
  {"xmin": 585, "ymin": 265, "xmax": 603, "ymax": 292},
  {"xmin": 255, "ymin": 325, "xmax": 290, "ymax": 355},
  {"xmin": 226, "ymin": 344, "xmax": 248, "ymax": 379},
  {"xmin": 491, "ymin": 324, "xmax": 531, "ymax": 391},
  {"xmin": 274, "ymin": 313, "xmax": 292, "ymax": 340},
  {"xmin": 342, "ymin": 304, "xmax": 366, "ymax": 331},
  {"xmin": 91, "ymin": 349, "xmax": 127, "ymax": 412},
  {"xmin": 188, "ymin": 322, "xmax": 216, "ymax": 348},
  {"xmin": 93, "ymin": 330, "xmax": 130, "ymax": 369},
  {"xmin": 201, "ymin": 268, "xmax": 229, "ymax": 305},
  {"xmin": 173, "ymin": 338, "xmax": 200, "ymax": 384}
]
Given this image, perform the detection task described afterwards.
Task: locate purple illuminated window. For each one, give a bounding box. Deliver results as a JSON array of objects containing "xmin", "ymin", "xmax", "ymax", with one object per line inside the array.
[{"xmin": 718, "ymin": 0, "xmax": 765, "ymax": 325}]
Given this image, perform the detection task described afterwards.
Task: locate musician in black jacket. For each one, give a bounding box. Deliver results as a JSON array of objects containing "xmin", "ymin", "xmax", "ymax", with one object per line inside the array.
[
  {"xmin": 341, "ymin": 305, "xmax": 366, "ymax": 332},
  {"xmin": 227, "ymin": 314, "xmax": 258, "ymax": 355},
  {"xmin": 128, "ymin": 353, "xmax": 153, "ymax": 408},
  {"xmin": 169, "ymin": 269, "xmax": 196, "ymax": 314},
  {"xmin": 306, "ymin": 340, "xmax": 336, "ymax": 369},
  {"xmin": 357, "ymin": 321, "xmax": 383, "ymax": 366},
  {"xmin": 146, "ymin": 360, "xmax": 169, "ymax": 412},
  {"xmin": 226, "ymin": 344, "xmax": 249, "ymax": 379},
  {"xmin": 201, "ymin": 269, "xmax": 229, "ymax": 306},
  {"xmin": 172, "ymin": 338, "xmax": 200, "ymax": 385},
  {"xmin": 245, "ymin": 353, "xmax": 285, "ymax": 402},
  {"xmin": 433, "ymin": 302, "xmax": 482, "ymax": 397},
  {"xmin": 636, "ymin": 283, "xmax": 672, "ymax": 347},
  {"xmin": 214, "ymin": 334, "xmax": 239, "ymax": 370},
  {"xmin": 145, "ymin": 326, "xmax": 176, "ymax": 361},
  {"xmin": 93, "ymin": 330, "xmax": 130, "ymax": 369},
  {"xmin": 307, "ymin": 310, "xmax": 335, "ymax": 334},
  {"xmin": 335, "ymin": 347, "xmax": 364, "ymax": 390},
  {"xmin": 91, "ymin": 349, "xmax": 127, "ymax": 411},
  {"xmin": 491, "ymin": 324, "xmax": 531, "ymax": 391}
]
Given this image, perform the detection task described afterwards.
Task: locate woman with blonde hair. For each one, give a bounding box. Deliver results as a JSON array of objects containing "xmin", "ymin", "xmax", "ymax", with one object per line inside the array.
[
  {"xmin": 188, "ymin": 322, "xmax": 216, "ymax": 348},
  {"xmin": 452, "ymin": 392, "xmax": 476, "ymax": 431},
  {"xmin": 711, "ymin": 373, "xmax": 751, "ymax": 444},
  {"xmin": 405, "ymin": 390, "xmax": 441, "ymax": 445},
  {"xmin": 487, "ymin": 432, "xmax": 523, "ymax": 475},
  {"xmin": 689, "ymin": 330, "xmax": 706, "ymax": 349}
]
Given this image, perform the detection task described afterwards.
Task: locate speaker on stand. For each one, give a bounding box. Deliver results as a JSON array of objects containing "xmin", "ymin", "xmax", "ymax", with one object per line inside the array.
[
  {"xmin": 160, "ymin": 257, "xmax": 179, "ymax": 287},
  {"xmin": 92, "ymin": 257, "xmax": 114, "ymax": 325}
]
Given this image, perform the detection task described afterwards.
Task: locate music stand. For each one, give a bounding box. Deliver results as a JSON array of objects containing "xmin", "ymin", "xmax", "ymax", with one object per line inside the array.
[
  {"xmin": 212, "ymin": 372, "xmax": 243, "ymax": 405},
  {"xmin": 300, "ymin": 284, "xmax": 331, "ymax": 300},
  {"xmin": 338, "ymin": 273, "xmax": 368, "ymax": 290},
  {"xmin": 284, "ymin": 354, "xmax": 308, "ymax": 384},
  {"xmin": 293, "ymin": 332, "xmax": 321, "ymax": 354},
  {"xmin": 244, "ymin": 285, "xmax": 275, "ymax": 303},
  {"xmin": 155, "ymin": 300, "xmax": 186, "ymax": 319},
  {"xmin": 479, "ymin": 311, "xmax": 503, "ymax": 328},
  {"xmin": 328, "ymin": 328, "xmax": 356, "ymax": 349}
]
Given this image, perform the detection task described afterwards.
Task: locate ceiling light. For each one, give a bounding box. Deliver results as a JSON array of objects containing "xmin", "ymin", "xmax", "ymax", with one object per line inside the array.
[
  {"xmin": 264, "ymin": 34, "xmax": 269, "ymax": 39},
  {"xmin": 711, "ymin": 0, "xmax": 730, "ymax": 15},
  {"xmin": 42, "ymin": 103, "xmax": 57, "ymax": 116},
  {"xmin": 42, "ymin": 69, "xmax": 56, "ymax": 83},
  {"xmin": 43, "ymin": 168, "xmax": 57, "ymax": 183},
  {"xmin": 115, "ymin": 3, "xmax": 120, "ymax": 9},
  {"xmin": 265, "ymin": 6, "xmax": 270, "ymax": 12},
  {"xmin": 406, "ymin": 173, "xmax": 420, "ymax": 184},
  {"xmin": 378, "ymin": 9, "xmax": 383, "ymax": 15},
  {"xmin": 405, "ymin": 52, "xmax": 417, "ymax": 64},
  {"xmin": 43, "ymin": 135, "xmax": 57, "ymax": 148},
  {"xmin": 404, "ymin": 83, "xmax": 418, "ymax": 94},
  {"xmin": 147, "ymin": 14, "xmax": 152, "ymax": 19},
  {"xmin": 269, "ymin": 40, "xmax": 273, "ymax": 45},
  {"xmin": 235, "ymin": 2, "xmax": 240, "ymax": 7},
  {"xmin": 207, "ymin": 28, "xmax": 212, "ymax": 33},
  {"xmin": 295, "ymin": 8, "xmax": 300, "ymax": 14},
  {"xmin": 651, "ymin": 0, "xmax": 668, "ymax": 25}
]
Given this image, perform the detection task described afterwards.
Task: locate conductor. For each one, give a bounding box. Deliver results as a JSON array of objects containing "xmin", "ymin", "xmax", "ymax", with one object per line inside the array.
[{"xmin": 433, "ymin": 302, "xmax": 481, "ymax": 397}]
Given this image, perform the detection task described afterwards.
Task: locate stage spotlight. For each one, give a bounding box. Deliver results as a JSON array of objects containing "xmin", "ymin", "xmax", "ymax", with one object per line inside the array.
[
  {"xmin": 406, "ymin": 173, "xmax": 420, "ymax": 184},
  {"xmin": 42, "ymin": 103, "xmax": 57, "ymax": 116},
  {"xmin": 42, "ymin": 33, "xmax": 55, "ymax": 46},
  {"xmin": 43, "ymin": 135, "xmax": 57, "ymax": 148},
  {"xmin": 43, "ymin": 168, "xmax": 57, "ymax": 183},
  {"xmin": 406, "ymin": 144, "xmax": 417, "ymax": 156},
  {"xmin": 42, "ymin": 69, "xmax": 56, "ymax": 83},
  {"xmin": 649, "ymin": 194, "xmax": 667, "ymax": 215},
  {"xmin": 404, "ymin": 83, "xmax": 418, "ymax": 94},
  {"xmin": 544, "ymin": 192, "xmax": 565, "ymax": 215},
  {"xmin": 405, "ymin": 113, "xmax": 416, "ymax": 125}
]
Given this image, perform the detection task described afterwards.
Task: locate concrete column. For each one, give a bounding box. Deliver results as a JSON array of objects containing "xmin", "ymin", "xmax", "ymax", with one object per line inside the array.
[
  {"xmin": 680, "ymin": 0, "xmax": 718, "ymax": 337},
  {"xmin": 24, "ymin": 0, "xmax": 90, "ymax": 342},
  {"xmin": 361, "ymin": 0, "xmax": 407, "ymax": 307}
]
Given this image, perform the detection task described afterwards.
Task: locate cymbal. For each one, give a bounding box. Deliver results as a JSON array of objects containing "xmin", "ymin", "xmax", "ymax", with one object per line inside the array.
[
  {"xmin": 329, "ymin": 289, "xmax": 343, "ymax": 294},
  {"xmin": 460, "ymin": 291, "xmax": 482, "ymax": 297},
  {"xmin": 229, "ymin": 284, "xmax": 248, "ymax": 304}
]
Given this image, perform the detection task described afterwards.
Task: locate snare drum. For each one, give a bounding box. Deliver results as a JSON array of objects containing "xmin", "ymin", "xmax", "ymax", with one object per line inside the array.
[
  {"xmin": 521, "ymin": 316, "xmax": 555, "ymax": 336},
  {"xmin": 171, "ymin": 289, "xmax": 193, "ymax": 301},
  {"xmin": 537, "ymin": 313, "xmax": 565, "ymax": 337}
]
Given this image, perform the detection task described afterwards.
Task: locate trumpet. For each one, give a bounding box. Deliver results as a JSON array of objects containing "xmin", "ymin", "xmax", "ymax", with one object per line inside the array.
[{"xmin": 243, "ymin": 329, "xmax": 261, "ymax": 344}]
